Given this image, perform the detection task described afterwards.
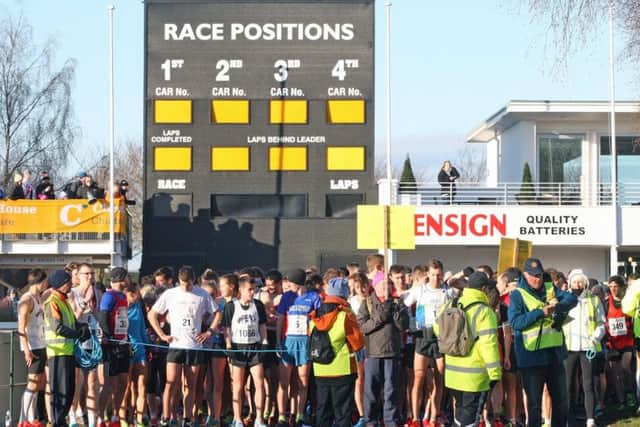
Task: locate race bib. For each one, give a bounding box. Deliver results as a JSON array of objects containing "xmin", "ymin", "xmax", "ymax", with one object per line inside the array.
[
  {"xmin": 179, "ymin": 314, "xmax": 197, "ymax": 336},
  {"xmin": 286, "ymin": 314, "xmax": 308, "ymax": 335},
  {"xmin": 114, "ymin": 307, "xmax": 129, "ymax": 336},
  {"xmin": 609, "ymin": 317, "xmax": 627, "ymax": 337}
]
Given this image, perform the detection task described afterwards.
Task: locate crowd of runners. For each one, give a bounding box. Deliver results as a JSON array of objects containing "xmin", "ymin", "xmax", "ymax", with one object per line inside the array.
[{"xmin": 13, "ymin": 255, "xmax": 640, "ymax": 427}]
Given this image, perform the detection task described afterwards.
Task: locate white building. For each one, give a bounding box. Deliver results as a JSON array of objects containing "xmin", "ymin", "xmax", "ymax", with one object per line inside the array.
[{"xmin": 388, "ymin": 100, "xmax": 640, "ymax": 281}]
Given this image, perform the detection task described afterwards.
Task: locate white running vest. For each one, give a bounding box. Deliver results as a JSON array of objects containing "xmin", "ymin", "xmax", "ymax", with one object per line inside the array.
[
  {"xmin": 230, "ymin": 300, "xmax": 260, "ymax": 344},
  {"xmin": 21, "ymin": 294, "xmax": 46, "ymax": 351}
]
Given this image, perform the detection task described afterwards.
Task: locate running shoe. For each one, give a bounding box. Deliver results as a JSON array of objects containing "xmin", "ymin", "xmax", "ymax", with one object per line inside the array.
[
  {"xmin": 253, "ymin": 420, "xmax": 268, "ymax": 427},
  {"xmin": 231, "ymin": 421, "xmax": 245, "ymax": 427},
  {"xmin": 420, "ymin": 420, "xmax": 431, "ymax": 427},
  {"xmin": 353, "ymin": 418, "xmax": 367, "ymax": 427},
  {"xmin": 626, "ymin": 392, "xmax": 637, "ymax": 408}
]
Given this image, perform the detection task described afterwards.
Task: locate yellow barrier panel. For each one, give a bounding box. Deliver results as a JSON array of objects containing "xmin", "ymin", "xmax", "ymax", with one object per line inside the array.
[
  {"xmin": 357, "ymin": 205, "xmax": 415, "ymax": 250},
  {"xmin": 0, "ymin": 200, "xmax": 126, "ymax": 233},
  {"xmin": 497, "ymin": 237, "xmax": 533, "ymax": 273}
]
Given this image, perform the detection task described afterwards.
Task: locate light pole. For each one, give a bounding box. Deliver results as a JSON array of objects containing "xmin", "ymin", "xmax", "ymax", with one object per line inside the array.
[
  {"xmin": 108, "ymin": 4, "xmax": 116, "ymax": 268},
  {"xmin": 383, "ymin": 0, "xmax": 393, "ymax": 275},
  {"xmin": 608, "ymin": 0, "xmax": 618, "ymax": 276}
]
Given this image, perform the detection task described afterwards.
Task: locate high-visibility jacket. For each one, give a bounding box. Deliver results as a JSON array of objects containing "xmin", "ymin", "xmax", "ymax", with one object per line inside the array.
[
  {"xmin": 512, "ymin": 282, "xmax": 563, "ymax": 351},
  {"xmin": 621, "ymin": 279, "xmax": 640, "ymax": 338},
  {"xmin": 434, "ymin": 288, "xmax": 502, "ymax": 392},
  {"xmin": 562, "ymin": 289, "xmax": 604, "ymax": 352},
  {"xmin": 43, "ymin": 291, "xmax": 76, "ymax": 357},
  {"xmin": 309, "ymin": 297, "xmax": 365, "ymax": 378}
]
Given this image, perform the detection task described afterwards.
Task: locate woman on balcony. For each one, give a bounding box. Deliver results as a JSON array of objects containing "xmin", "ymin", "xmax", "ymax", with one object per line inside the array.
[{"xmin": 437, "ymin": 160, "xmax": 460, "ymax": 204}]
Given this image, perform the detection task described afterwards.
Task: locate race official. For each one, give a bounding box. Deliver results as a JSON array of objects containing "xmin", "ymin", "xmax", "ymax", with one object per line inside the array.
[
  {"xmin": 43, "ymin": 270, "xmax": 90, "ymax": 427},
  {"xmin": 435, "ymin": 272, "xmax": 502, "ymax": 426},
  {"xmin": 508, "ymin": 258, "xmax": 577, "ymax": 427}
]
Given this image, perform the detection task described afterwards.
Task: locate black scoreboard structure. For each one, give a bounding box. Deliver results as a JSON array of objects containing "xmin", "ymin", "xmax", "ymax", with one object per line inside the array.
[{"xmin": 142, "ymin": 0, "xmax": 375, "ymax": 274}]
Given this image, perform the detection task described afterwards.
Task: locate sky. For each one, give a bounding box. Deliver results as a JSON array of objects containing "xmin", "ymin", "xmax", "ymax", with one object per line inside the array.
[{"xmin": 0, "ymin": 0, "xmax": 637, "ymax": 181}]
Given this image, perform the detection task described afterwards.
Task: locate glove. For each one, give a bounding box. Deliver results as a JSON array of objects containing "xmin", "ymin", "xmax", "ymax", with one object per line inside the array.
[
  {"xmin": 489, "ymin": 380, "xmax": 499, "ymax": 389},
  {"xmin": 77, "ymin": 322, "xmax": 91, "ymax": 342}
]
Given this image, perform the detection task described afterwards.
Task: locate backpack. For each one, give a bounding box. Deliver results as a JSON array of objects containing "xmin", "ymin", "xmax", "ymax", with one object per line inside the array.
[
  {"xmin": 436, "ymin": 298, "xmax": 487, "ymax": 357},
  {"xmin": 309, "ymin": 327, "xmax": 335, "ymax": 364}
]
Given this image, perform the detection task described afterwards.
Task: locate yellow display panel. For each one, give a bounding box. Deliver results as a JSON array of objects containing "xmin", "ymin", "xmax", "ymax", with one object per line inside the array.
[
  {"xmin": 269, "ymin": 100, "xmax": 308, "ymax": 124},
  {"xmin": 154, "ymin": 147, "xmax": 192, "ymax": 171},
  {"xmin": 326, "ymin": 146, "xmax": 365, "ymax": 171},
  {"xmin": 269, "ymin": 147, "xmax": 307, "ymax": 171},
  {"xmin": 154, "ymin": 100, "xmax": 192, "ymax": 124},
  {"xmin": 327, "ymin": 100, "xmax": 366, "ymax": 124},
  {"xmin": 211, "ymin": 100, "xmax": 250, "ymax": 124},
  {"xmin": 211, "ymin": 147, "xmax": 250, "ymax": 171}
]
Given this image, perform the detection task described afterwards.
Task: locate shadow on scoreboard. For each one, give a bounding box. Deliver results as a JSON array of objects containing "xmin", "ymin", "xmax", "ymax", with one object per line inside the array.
[{"xmin": 141, "ymin": 193, "xmax": 277, "ymax": 274}]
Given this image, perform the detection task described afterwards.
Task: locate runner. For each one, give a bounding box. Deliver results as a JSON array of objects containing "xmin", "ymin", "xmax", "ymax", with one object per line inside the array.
[
  {"xmin": 148, "ymin": 266, "xmax": 221, "ymax": 427},
  {"xmin": 97, "ymin": 267, "xmax": 132, "ymax": 427},
  {"xmin": 347, "ymin": 272, "xmax": 371, "ymax": 427},
  {"xmin": 17, "ymin": 269, "xmax": 48, "ymax": 427},
  {"xmin": 224, "ymin": 276, "xmax": 269, "ymax": 427},
  {"xmin": 209, "ymin": 274, "xmax": 238, "ymax": 427},
  {"xmin": 70, "ymin": 263, "xmax": 102, "ymax": 427},
  {"xmin": 404, "ymin": 260, "xmax": 454, "ymax": 427},
  {"xmin": 260, "ymin": 269, "xmax": 284, "ymax": 425},
  {"xmin": 119, "ymin": 282, "xmax": 149, "ymax": 427},
  {"xmin": 276, "ymin": 268, "xmax": 320, "ymax": 427}
]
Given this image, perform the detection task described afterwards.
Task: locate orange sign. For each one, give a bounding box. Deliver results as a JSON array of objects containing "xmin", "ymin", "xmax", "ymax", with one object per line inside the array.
[{"xmin": 0, "ymin": 200, "xmax": 126, "ymax": 233}]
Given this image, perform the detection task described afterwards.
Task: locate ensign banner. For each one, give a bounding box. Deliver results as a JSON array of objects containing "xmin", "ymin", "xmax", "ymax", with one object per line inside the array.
[
  {"xmin": 414, "ymin": 206, "xmax": 615, "ymax": 246},
  {"xmin": 0, "ymin": 200, "xmax": 126, "ymax": 234}
]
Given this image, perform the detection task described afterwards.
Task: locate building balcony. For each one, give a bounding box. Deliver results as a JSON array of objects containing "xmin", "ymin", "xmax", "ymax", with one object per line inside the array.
[
  {"xmin": 0, "ymin": 199, "xmax": 131, "ymax": 268},
  {"xmin": 384, "ymin": 181, "xmax": 639, "ymax": 207}
]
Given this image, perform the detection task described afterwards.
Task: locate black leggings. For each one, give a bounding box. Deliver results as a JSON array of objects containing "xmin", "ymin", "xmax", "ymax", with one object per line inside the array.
[{"xmin": 564, "ymin": 351, "xmax": 595, "ymax": 420}]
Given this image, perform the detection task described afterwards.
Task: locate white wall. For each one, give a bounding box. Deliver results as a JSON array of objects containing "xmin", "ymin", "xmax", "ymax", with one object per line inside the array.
[
  {"xmin": 396, "ymin": 245, "xmax": 609, "ymax": 281},
  {"xmin": 486, "ymin": 138, "xmax": 499, "ymax": 186},
  {"xmin": 499, "ymin": 121, "xmax": 536, "ymax": 183}
]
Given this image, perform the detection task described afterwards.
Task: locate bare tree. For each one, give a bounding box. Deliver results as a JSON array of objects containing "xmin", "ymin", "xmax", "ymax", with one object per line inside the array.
[
  {"xmin": 0, "ymin": 15, "xmax": 77, "ymax": 188},
  {"xmin": 454, "ymin": 144, "xmax": 487, "ymax": 183},
  {"xmin": 89, "ymin": 139, "xmax": 143, "ymax": 254},
  {"xmin": 525, "ymin": 0, "xmax": 640, "ymax": 72}
]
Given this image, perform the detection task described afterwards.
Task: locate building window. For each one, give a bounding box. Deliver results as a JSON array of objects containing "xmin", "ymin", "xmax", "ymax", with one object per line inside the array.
[
  {"xmin": 210, "ymin": 194, "xmax": 307, "ymax": 218},
  {"xmin": 538, "ymin": 134, "xmax": 583, "ymax": 182},
  {"xmin": 326, "ymin": 194, "xmax": 364, "ymax": 218},
  {"xmin": 599, "ymin": 136, "xmax": 640, "ymax": 183}
]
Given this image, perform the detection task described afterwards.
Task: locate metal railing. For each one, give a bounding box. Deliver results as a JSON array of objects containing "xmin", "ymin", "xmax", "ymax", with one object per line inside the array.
[
  {"xmin": 393, "ymin": 182, "xmax": 640, "ymax": 206},
  {"xmin": 0, "ymin": 329, "xmax": 26, "ymax": 422}
]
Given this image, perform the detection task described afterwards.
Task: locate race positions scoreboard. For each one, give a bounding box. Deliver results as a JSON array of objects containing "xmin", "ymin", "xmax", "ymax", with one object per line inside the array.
[{"xmin": 142, "ymin": 0, "xmax": 374, "ymax": 273}]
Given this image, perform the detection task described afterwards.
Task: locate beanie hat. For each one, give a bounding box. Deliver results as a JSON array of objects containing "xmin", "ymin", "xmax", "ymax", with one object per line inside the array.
[
  {"xmin": 48, "ymin": 270, "xmax": 71, "ymax": 290},
  {"xmin": 567, "ymin": 269, "xmax": 589, "ymax": 286},
  {"xmin": 284, "ymin": 268, "xmax": 306, "ymax": 287},
  {"xmin": 327, "ymin": 277, "xmax": 349, "ymax": 299}
]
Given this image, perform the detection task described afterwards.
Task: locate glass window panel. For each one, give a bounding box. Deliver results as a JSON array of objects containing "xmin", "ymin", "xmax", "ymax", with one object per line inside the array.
[
  {"xmin": 211, "ymin": 194, "xmax": 307, "ymax": 218},
  {"xmin": 537, "ymin": 135, "xmax": 583, "ymax": 183}
]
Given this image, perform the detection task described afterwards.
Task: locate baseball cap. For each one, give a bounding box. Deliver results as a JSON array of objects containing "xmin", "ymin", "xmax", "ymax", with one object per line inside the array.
[
  {"xmin": 78, "ymin": 171, "xmax": 88, "ymax": 178},
  {"xmin": 467, "ymin": 272, "xmax": 490, "ymax": 289},
  {"xmin": 119, "ymin": 179, "xmax": 129, "ymax": 186},
  {"xmin": 523, "ymin": 258, "xmax": 544, "ymax": 276}
]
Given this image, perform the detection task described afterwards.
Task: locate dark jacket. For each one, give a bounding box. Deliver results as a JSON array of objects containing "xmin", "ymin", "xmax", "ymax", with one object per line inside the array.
[
  {"xmin": 36, "ymin": 182, "xmax": 56, "ymax": 200},
  {"xmin": 9, "ymin": 183, "xmax": 25, "ymax": 200},
  {"xmin": 357, "ymin": 293, "xmax": 409, "ymax": 358},
  {"xmin": 438, "ymin": 167, "xmax": 460, "ymax": 195},
  {"xmin": 508, "ymin": 276, "xmax": 577, "ymax": 368}
]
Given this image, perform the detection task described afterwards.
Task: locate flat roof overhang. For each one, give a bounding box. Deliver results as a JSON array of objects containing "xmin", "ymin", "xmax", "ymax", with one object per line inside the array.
[{"xmin": 466, "ymin": 100, "xmax": 640, "ymax": 143}]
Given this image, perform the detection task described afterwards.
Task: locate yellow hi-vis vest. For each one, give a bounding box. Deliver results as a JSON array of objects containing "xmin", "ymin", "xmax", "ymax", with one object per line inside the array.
[
  {"xmin": 562, "ymin": 290, "xmax": 602, "ymax": 352},
  {"xmin": 309, "ymin": 311, "xmax": 355, "ymax": 377},
  {"xmin": 44, "ymin": 292, "xmax": 76, "ymax": 357},
  {"xmin": 513, "ymin": 283, "xmax": 564, "ymax": 351},
  {"xmin": 621, "ymin": 280, "xmax": 640, "ymax": 338},
  {"xmin": 434, "ymin": 288, "xmax": 502, "ymax": 392}
]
